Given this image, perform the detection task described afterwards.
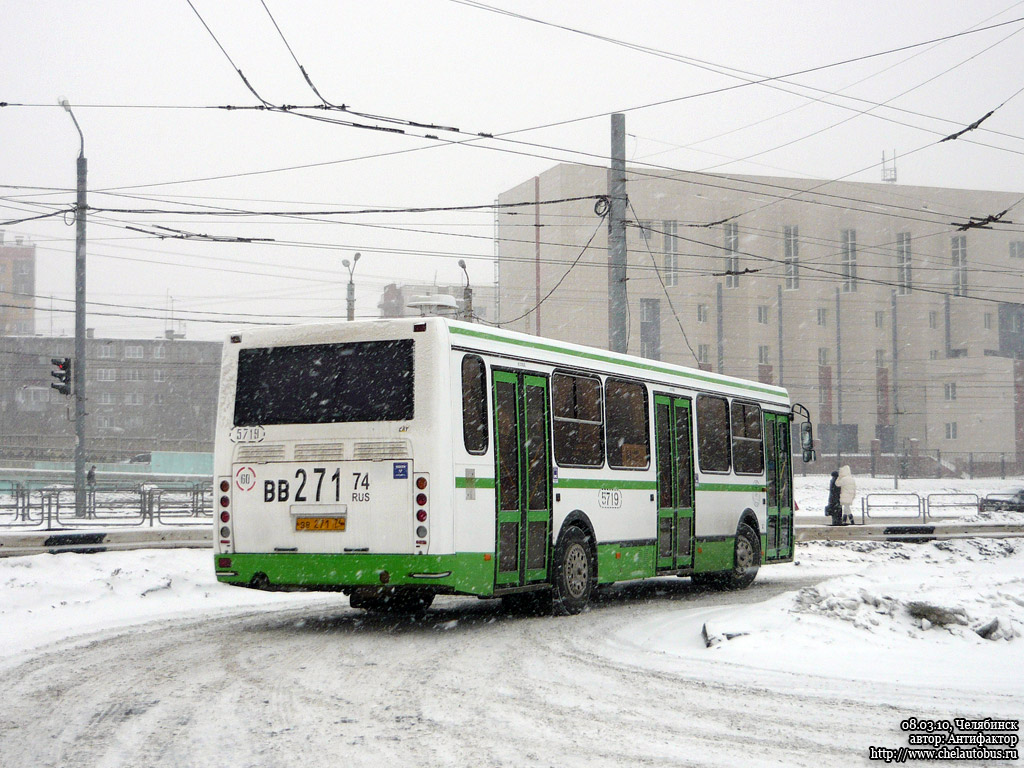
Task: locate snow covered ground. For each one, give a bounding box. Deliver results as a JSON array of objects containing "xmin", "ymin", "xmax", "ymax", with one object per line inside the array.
[{"xmin": 1, "ymin": 475, "xmax": 1022, "ymax": 766}]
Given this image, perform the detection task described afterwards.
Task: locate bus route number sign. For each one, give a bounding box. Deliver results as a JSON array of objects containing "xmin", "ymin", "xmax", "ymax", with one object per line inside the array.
[
  {"xmin": 599, "ymin": 489, "xmax": 622, "ymax": 509},
  {"xmin": 230, "ymin": 426, "xmax": 265, "ymax": 444}
]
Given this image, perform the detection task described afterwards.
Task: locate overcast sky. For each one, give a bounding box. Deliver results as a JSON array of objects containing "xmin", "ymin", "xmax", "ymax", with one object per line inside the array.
[{"xmin": 3, "ymin": 0, "xmax": 1023, "ymax": 340}]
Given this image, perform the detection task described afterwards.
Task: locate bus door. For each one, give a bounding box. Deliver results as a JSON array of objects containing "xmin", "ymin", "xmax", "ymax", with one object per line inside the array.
[
  {"xmin": 764, "ymin": 413, "xmax": 794, "ymax": 560},
  {"xmin": 492, "ymin": 370, "xmax": 552, "ymax": 588},
  {"xmin": 654, "ymin": 394, "xmax": 695, "ymax": 572}
]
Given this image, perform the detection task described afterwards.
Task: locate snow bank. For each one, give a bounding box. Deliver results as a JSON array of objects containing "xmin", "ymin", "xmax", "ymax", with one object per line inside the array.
[{"xmin": 613, "ymin": 539, "xmax": 1024, "ymax": 701}]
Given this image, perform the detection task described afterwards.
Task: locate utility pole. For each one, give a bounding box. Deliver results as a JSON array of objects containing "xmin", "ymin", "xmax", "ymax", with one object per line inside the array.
[
  {"xmin": 61, "ymin": 99, "xmax": 87, "ymax": 519},
  {"xmin": 892, "ymin": 290, "xmax": 900, "ymax": 489},
  {"xmin": 608, "ymin": 113, "xmax": 628, "ymax": 354},
  {"xmin": 342, "ymin": 252, "xmax": 360, "ymax": 321}
]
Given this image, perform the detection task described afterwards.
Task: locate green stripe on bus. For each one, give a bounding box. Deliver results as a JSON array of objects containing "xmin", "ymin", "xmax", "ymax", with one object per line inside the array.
[
  {"xmin": 555, "ymin": 478, "xmax": 657, "ymax": 490},
  {"xmin": 450, "ymin": 325, "xmax": 787, "ymax": 398},
  {"xmin": 455, "ymin": 476, "xmax": 496, "ymax": 489},
  {"xmin": 697, "ymin": 483, "xmax": 765, "ymax": 493}
]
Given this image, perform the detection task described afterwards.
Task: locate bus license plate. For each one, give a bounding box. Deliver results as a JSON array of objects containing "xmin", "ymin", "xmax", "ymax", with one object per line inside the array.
[{"xmin": 295, "ymin": 517, "xmax": 346, "ymax": 532}]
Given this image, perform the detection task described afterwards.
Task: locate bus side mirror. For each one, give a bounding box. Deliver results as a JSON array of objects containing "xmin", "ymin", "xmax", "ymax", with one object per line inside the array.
[{"xmin": 800, "ymin": 421, "xmax": 815, "ymax": 463}]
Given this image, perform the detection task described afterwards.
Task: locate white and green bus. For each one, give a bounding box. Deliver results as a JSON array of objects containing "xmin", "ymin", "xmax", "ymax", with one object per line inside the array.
[{"xmin": 213, "ymin": 317, "xmax": 813, "ymax": 614}]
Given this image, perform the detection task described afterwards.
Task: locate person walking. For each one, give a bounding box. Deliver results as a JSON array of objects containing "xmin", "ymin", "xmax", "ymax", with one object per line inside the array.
[
  {"xmin": 825, "ymin": 470, "xmax": 842, "ymax": 526},
  {"xmin": 836, "ymin": 465, "xmax": 857, "ymax": 525}
]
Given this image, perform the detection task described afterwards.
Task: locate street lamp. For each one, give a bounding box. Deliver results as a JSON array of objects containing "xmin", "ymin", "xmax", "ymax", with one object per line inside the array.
[
  {"xmin": 342, "ymin": 252, "xmax": 360, "ymax": 321},
  {"xmin": 458, "ymin": 259, "xmax": 473, "ymax": 322},
  {"xmin": 59, "ymin": 98, "xmax": 87, "ymax": 519}
]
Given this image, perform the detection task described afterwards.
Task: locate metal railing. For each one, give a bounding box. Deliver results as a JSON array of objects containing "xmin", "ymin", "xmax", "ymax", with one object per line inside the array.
[
  {"xmin": 859, "ymin": 492, "xmax": 981, "ymax": 523},
  {"xmin": 0, "ymin": 482, "xmax": 212, "ymax": 531}
]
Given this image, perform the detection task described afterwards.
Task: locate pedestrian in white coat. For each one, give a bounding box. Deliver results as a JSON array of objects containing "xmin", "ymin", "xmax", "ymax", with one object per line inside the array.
[{"xmin": 836, "ymin": 465, "xmax": 857, "ymax": 525}]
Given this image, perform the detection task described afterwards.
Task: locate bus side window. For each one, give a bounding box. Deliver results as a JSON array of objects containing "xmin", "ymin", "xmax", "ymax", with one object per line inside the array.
[
  {"xmin": 605, "ymin": 378, "xmax": 650, "ymax": 469},
  {"xmin": 461, "ymin": 355, "xmax": 488, "ymax": 454},
  {"xmin": 731, "ymin": 401, "xmax": 764, "ymax": 475},
  {"xmin": 552, "ymin": 372, "xmax": 604, "ymax": 467},
  {"xmin": 696, "ymin": 394, "xmax": 730, "ymax": 473}
]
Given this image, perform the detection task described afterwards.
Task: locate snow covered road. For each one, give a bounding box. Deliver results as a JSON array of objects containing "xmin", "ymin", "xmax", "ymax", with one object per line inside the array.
[{"xmin": 2, "ymin": 539, "xmax": 1022, "ymax": 767}]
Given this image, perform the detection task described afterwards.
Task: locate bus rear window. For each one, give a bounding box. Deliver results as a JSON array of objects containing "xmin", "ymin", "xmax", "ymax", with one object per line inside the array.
[{"xmin": 233, "ymin": 339, "xmax": 414, "ymax": 426}]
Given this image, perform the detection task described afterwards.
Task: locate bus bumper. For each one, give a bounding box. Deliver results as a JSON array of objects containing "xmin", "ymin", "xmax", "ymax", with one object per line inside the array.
[{"xmin": 215, "ymin": 552, "xmax": 496, "ymax": 597}]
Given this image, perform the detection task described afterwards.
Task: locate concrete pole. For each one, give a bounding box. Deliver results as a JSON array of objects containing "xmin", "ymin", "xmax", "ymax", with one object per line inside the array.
[
  {"xmin": 61, "ymin": 100, "xmax": 87, "ymax": 519},
  {"xmin": 892, "ymin": 290, "xmax": 900, "ymax": 490},
  {"xmin": 608, "ymin": 113, "xmax": 627, "ymax": 354}
]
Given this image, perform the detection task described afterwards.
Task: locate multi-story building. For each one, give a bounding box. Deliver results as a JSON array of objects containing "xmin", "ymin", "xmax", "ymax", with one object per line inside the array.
[
  {"xmin": 496, "ymin": 164, "xmax": 1024, "ymax": 467},
  {"xmin": 0, "ymin": 232, "xmax": 35, "ymax": 336},
  {"xmin": 0, "ymin": 332, "xmax": 220, "ymax": 462}
]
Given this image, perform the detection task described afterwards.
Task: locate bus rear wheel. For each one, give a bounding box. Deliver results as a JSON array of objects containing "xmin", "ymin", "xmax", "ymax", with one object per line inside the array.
[
  {"xmin": 551, "ymin": 526, "xmax": 595, "ymax": 615},
  {"xmin": 722, "ymin": 522, "xmax": 760, "ymax": 590}
]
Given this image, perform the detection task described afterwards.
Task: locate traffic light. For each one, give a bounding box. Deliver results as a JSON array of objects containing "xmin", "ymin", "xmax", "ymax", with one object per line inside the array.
[{"xmin": 51, "ymin": 357, "xmax": 72, "ymax": 396}]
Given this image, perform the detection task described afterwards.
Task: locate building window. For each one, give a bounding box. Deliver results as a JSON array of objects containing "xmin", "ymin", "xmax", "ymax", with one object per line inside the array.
[
  {"xmin": 724, "ymin": 222, "xmax": 740, "ymax": 288},
  {"xmin": 96, "ymin": 368, "xmax": 116, "ymax": 382},
  {"xmin": 697, "ymin": 304, "xmax": 708, "ymax": 324},
  {"xmin": 154, "ymin": 370, "xmax": 167, "ymax": 383},
  {"xmin": 461, "ymin": 355, "xmax": 488, "ymax": 455},
  {"xmin": 551, "ymin": 373, "xmax": 603, "ymax": 467},
  {"xmin": 757, "ymin": 305, "xmax": 770, "ymax": 324},
  {"xmin": 1010, "ymin": 241, "xmax": 1024, "ymax": 259},
  {"xmin": 952, "ymin": 235, "xmax": 967, "ymax": 297},
  {"xmin": 928, "ymin": 311, "xmax": 937, "ymax": 329},
  {"xmin": 840, "ymin": 229, "xmax": 857, "ymax": 292},
  {"xmin": 154, "ymin": 346, "xmax": 167, "ymax": 360},
  {"xmin": 896, "ymin": 232, "xmax": 912, "ymax": 295},
  {"xmin": 663, "ymin": 220, "xmax": 679, "ymax": 288},
  {"xmin": 125, "ymin": 393, "xmax": 143, "ymax": 405},
  {"xmin": 97, "ymin": 416, "xmax": 116, "ymax": 429},
  {"xmin": 98, "ymin": 345, "xmax": 115, "ymax": 359},
  {"xmin": 945, "ymin": 422, "xmax": 958, "ymax": 440},
  {"xmin": 874, "ymin": 311, "xmax": 884, "ymax": 328},
  {"xmin": 125, "ymin": 345, "xmax": 143, "ymax": 359},
  {"xmin": 876, "ymin": 349, "xmax": 885, "ymax": 368},
  {"xmin": 697, "ymin": 344, "xmax": 710, "ymax": 365},
  {"xmin": 984, "ymin": 313, "xmax": 993, "ymax": 330},
  {"xmin": 818, "ymin": 347, "xmax": 829, "ymax": 367},
  {"xmin": 944, "ymin": 382, "xmax": 957, "ymax": 401},
  {"xmin": 605, "ymin": 379, "xmax": 650, "ymax": 469},
  {"xmin": 696, "ymin": 394, "xmax": 731, "ymax": 473},
  {"xmin": 124, "ymin": 369, "xmax": 144, "ymax": 381},
  {"xmin": 784, "ymin": 225, "xmax": 799, "ymax": 290},
  {"xmin": 154, "ymin": 394, "xmax": 166, "ymax": 405},
  {"xmin": 757, "ymin": 345, "xmax": 770, "ymax": 364},
  {"xmin": 817, "ymin": 308, "xmax": 828, "ymax": 327},
  {"xmin": 97, "ymin": 392, "xmax": 116, "ymax": 405},
  {"xmin": 640, "ymin": 299, "xmax": 661, "ymax": 360},
  {"xmin": 638, "ymin": 220, "xmax": 654, "ymax": 245},
  {"xmin": 930, "ymin": 350, "xmax": 939, "ymax": 360}
]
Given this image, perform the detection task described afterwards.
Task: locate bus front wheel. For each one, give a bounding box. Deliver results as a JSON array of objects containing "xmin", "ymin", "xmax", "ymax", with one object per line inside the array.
[{"xmin": 551, "ymin": 526, "xmax": 595, "ymax": 615}]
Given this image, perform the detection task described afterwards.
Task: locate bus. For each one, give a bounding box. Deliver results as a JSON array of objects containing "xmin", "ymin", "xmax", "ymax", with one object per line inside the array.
[{"xmin": 213, "ymin": 317, "xmax": 813, "ymax": 614}]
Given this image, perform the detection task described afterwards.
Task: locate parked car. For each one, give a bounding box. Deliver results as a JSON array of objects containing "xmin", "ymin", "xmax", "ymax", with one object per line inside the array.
[{"xmin": 978, "ymin": 489, "xmax": 1024, "ymax": 512}]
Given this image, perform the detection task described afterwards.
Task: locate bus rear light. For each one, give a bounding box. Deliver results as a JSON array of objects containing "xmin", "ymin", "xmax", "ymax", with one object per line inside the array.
[
  {"xmin": 220, "ymin": 480, "xmax": 230, "ymax": 493},
  {"xmin": 379, "ymin": 570, "xmax": 391, "ymax": 584},
  {"xmin": 220, "ymin": 511, "xmax": 230, "ymax": 523},
  {"xmin": 220, "ymin": 526, "xmax": 231, "ymax": 538},
  {"xmin": 218, "ymin": 557, "xmax": 232, "ymax": 569},
  {"xmin": 416, "ymin": 510, "xmax": 427, "ymax": 522},
  {"xmin": 416, "ymin": 525, "xmax": 428, "ymax": 538},
  {"xmin": 220, "ymin": 496, "xmax": 230, "ymax": 508},
  {"xmin": 416, "ymin": 493, "xmax": 427, "ymax": 506},
  {"xmin": 416, "ymin": 476, "xmax": 428, "ymax": 490}
]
